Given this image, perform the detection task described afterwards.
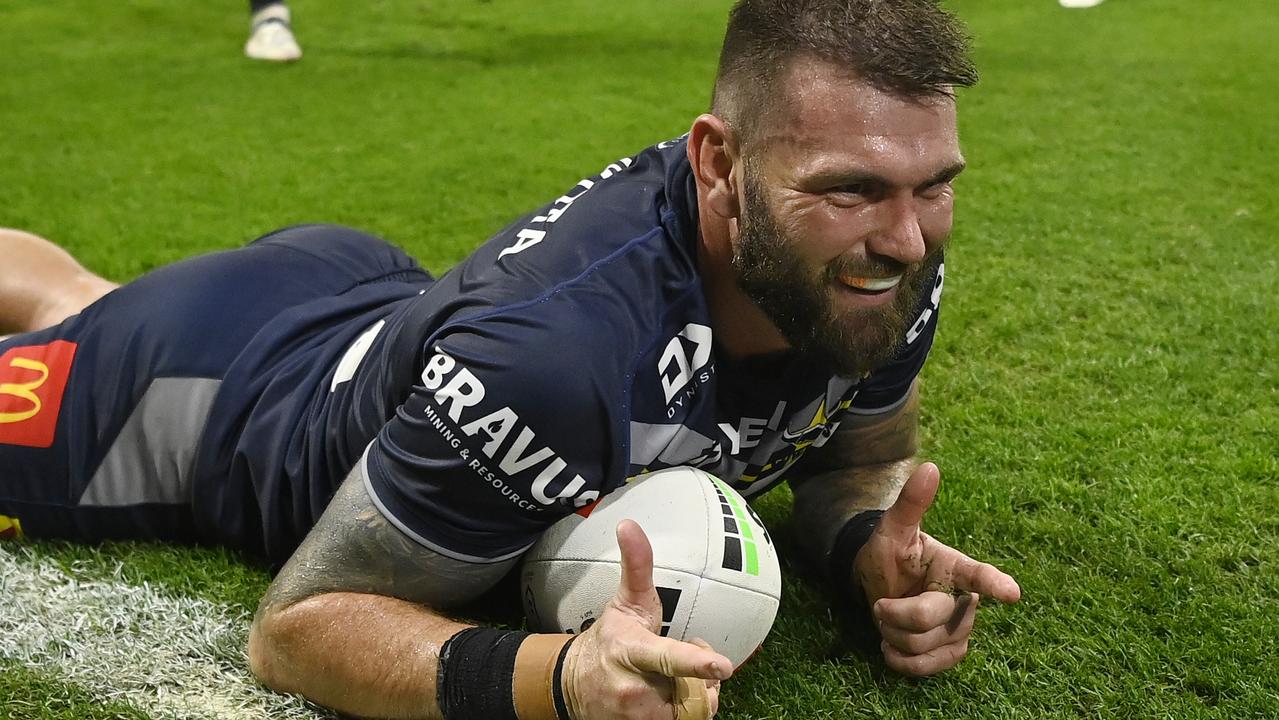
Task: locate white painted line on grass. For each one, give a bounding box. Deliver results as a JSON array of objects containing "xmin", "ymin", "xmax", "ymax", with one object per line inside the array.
[{"xmin": 0, "ymin": 545, "xmax": 336, "ymax": 720}]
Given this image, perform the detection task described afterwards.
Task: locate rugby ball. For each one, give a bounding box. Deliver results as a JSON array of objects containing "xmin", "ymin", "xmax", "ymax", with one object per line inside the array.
[{"xmin": 520, "ymin": 466, "xmax": 780, "ymax": 668}]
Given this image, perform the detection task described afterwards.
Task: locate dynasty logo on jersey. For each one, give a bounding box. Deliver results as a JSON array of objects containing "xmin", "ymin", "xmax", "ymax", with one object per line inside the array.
[
  {"xmin": 0, "ymin": 340, "xmax": 77, "ymax": 448},
  {"xmin": 658, "ymin": 323, "xmax": 713, "ymax": 406}
]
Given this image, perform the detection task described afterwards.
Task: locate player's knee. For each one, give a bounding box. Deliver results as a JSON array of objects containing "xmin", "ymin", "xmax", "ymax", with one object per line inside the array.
[{"xmin": 34, "ymin": 275, "xmax": 118, "ymax": 329}]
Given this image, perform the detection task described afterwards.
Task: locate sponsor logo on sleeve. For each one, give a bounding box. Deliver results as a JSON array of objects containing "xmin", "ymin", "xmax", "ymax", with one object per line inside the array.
[
  {"xmin": 0, "ymin": 341, "xmax": 77, "ymax": 448},
  {"xmin": 419, "ymin": 348, "xmax": 600, "ymax": 511}
]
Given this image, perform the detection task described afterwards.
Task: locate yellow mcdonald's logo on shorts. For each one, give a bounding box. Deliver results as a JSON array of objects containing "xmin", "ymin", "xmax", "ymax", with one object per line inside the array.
[
  {"xmin": 0, "ymin": 357, "xmax": 49, "ymax": 423},
  {"xmin": 0, "ymin": 514, "xmax": 22, "ymax": 540},
  {"xmin": 0, "ymin": 340, "xmax": 77, "ymax": 448}
]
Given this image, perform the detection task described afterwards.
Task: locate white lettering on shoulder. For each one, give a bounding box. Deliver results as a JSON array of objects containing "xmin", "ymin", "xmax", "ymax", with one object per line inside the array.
[{"xmin": 496, "ymin": 156, "xmax": 635, "ymax": 259}]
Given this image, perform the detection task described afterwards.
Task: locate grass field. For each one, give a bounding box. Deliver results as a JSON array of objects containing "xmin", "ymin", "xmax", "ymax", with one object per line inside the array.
[{"xmin": 2, "ymin": 0, "xmax": 1277, "ymax": 718}]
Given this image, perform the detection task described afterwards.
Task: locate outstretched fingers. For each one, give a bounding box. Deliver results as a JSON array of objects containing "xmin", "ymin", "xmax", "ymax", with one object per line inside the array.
[
  {"xmin": 613, "ymin": 520, "xmax": 733, "ymax": 681},
  {"xmin": 948, "ymin": 553, "xmax": 1022, "ymax": 605},
  {"xmin": 626, "ymin": 635, "xmax": 733, "ymax": 682}
]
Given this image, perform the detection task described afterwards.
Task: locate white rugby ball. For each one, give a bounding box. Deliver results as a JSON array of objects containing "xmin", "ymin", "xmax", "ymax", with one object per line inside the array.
[{"xmin": 520, "ymin": 466, "xmax": 781, "ymax": 668}]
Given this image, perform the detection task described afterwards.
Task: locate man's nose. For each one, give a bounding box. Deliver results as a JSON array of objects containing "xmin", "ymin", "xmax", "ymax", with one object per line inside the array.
[{"xmin": 866, "ymin": 196, "xmax": 926, "ymax": 264}]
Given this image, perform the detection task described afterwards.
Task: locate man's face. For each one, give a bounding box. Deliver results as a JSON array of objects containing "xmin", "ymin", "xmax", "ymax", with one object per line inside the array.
[{"xmin": 732, "ymin": 58, "xmax": 964, "ymax": 377}]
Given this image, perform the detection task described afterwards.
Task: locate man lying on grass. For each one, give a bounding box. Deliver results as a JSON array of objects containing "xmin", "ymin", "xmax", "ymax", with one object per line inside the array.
[{"xmin": 0, "ymin": 1, "xmax": 1020, "ymax": 718}]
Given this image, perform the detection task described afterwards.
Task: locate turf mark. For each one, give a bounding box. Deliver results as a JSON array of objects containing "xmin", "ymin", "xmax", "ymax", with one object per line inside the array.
[{"xmin": 0, "ymin": 545, "xmax": 335, "ymax": 720}]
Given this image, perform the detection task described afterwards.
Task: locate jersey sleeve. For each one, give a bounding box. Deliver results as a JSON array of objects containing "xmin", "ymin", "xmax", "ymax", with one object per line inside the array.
[
  {"xmin": 849, "ymin": 259, "xmax": 946, "ymax": 415},
  {"xmin": 362, "ymin": 313, "xmax": 627, "ymax": 563}
]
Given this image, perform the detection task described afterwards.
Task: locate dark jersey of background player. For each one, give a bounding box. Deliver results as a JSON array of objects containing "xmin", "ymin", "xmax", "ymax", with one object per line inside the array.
[{"xmin": 0, "ymin": 137, "xmax": 942, "ymax": 566}]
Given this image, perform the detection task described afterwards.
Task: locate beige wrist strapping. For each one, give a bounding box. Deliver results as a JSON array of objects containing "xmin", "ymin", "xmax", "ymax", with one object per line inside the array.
[
  {"xmin": 673, "ymin": 676, "xmax": 712, "ymax": 720},
  {"xmin": 513, "ymin": 634, "xmax": 712, "ymax": 720},
  {"xmin": 513, "ymin": 633, "xmax": 574, "ymax": 720}
]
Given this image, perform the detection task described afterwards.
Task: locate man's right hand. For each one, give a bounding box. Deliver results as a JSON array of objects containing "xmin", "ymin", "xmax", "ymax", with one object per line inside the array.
[{"xmin": 562, "ymin": 519, "xmax": 733, "ymax": 720}]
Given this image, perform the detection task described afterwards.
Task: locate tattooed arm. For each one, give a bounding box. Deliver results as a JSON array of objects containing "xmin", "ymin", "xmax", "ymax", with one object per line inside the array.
[
  {"xmin": 247, "ymin": 461, "xmax": 515, "ymax": 719},
  {"xmin": 788, "ymin": 381, "xmax": 921, "ymax": 566},
  {"xmin": 788, "ymin": 381, "xmax": 1021, "ymax": 677},
  {"xmin": 248, "ymin": 454, "xmax": 732, "ymax": 719}
]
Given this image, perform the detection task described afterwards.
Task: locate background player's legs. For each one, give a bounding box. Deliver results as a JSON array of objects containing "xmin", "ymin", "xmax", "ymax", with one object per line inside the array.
[
  {"xmin": 0, "ymin": 228, "xmax": 118, "ymax": 336},
  {"xmin": 245, "ymin": 1, "xmax": 302, "ymax": 62},
  {"xmin": 2, "ymin": 224, "xmax": 430, "ymax": 553}
]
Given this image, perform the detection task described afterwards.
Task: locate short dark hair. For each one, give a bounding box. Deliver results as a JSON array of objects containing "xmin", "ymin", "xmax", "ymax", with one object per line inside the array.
[{"xmin": 712, "ymin": 0, "xmax": 978, "ymax": 146}]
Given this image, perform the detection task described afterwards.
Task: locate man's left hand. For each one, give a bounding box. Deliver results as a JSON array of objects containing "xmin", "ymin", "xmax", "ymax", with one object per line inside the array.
[{"xmin": 853, "ymin": 462, "xmax": 1021, "ymax": 676}]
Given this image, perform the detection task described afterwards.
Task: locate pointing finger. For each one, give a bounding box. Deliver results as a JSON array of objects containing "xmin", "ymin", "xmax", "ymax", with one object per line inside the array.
[
  {"xmin": 948, "ymin": 553, "xmax": 1022, "ymax": 605},
  {"xmin": 879, "ymin": 463, "xmax": 940, "ymax": 539},
  {"xmin": 626, "ymin": 635, "xmax": 733, "ymax": 682},
  {"xmin": 688, "ymin": 638, "xmax": 726, "ymax": 681}
]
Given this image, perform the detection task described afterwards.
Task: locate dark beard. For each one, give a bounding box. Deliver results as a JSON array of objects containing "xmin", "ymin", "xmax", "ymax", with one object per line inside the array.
[{"xmin": 733, "ymin": 170, "xmax": 940, "ymax": 377}]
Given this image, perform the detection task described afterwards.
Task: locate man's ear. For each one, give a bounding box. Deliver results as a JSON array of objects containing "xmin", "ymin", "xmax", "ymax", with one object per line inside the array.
[{"xmin": 687, "ymin": 114, "xmax": 742, "ymax": 220}]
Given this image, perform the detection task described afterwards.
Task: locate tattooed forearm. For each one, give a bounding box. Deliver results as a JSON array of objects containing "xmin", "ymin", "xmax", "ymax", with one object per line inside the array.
[
  {"xmin": 799, "ymin": 384, "xmax": 920, "ymax": 473},
  {"xmin": 788, "ymin": 383, "xmax": 922, "ymax": 561},
  {"xmin": 257, "ymin": 463, "xmax": 514, "ymax": 620},
  {"xmin": 790, "ymin": 459, "xmax": 914, "ymax": 561}
]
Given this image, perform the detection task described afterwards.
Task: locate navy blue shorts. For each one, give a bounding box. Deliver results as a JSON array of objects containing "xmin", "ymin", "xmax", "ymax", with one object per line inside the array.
[{"xmin": 0, "ymin": 224, "xmax": 429, "ymax": 548}]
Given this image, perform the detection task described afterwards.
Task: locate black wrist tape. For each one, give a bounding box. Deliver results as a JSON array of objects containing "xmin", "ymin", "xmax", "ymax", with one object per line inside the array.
[
  {"xmin": 828, "ymin": 509, "xmax": 886, "ymax": 596},
  {"xmin": 437, "ymin": 627, "xmax": 530, "ymax": 720},
  {"xmin": 550, "ymin": 635, "xmax": 575, "ymax": 720}
]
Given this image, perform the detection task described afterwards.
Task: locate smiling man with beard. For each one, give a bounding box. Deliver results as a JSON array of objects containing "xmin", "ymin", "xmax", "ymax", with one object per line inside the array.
[
  {"xmin": 0, "ymin": 1, "xmax": 1019, "ymax": 718},
  {"xmin": 734, "ymin": 158, "xmax": 948, "ymax": 379}
]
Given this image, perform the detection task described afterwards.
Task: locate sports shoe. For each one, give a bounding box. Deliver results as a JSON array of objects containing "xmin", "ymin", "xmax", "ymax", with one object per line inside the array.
[
  {"xmin": 245, "ymin": 4, "xmax": 302, "ymax": 62},
  {"xmin": 1059, "ymin": 0, "xmax": 1105, "ymax": 7}
]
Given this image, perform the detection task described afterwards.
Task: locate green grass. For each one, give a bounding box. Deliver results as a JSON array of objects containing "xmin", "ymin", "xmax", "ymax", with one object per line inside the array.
[{"xmin": 2, "ymin": 0, "xmax": 1277, "ymax": 717}]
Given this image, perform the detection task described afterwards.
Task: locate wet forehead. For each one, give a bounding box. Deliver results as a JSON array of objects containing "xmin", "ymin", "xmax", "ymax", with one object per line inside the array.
[{"xmin": 760, "ymin": 57, "xmax": 961, "ymax": 181}]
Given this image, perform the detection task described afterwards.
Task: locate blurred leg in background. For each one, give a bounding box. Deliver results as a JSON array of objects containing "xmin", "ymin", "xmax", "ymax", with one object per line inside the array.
[{"xmin": 245, "ymin": 1, "xmax": 302, "ymax": 62}]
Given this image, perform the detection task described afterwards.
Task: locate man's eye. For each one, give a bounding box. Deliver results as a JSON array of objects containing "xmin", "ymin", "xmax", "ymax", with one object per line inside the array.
[
  {"xmin": 919, "ymin": 182, "xmax": 950, "ymax": 199},
  {"xmin": 830, "ymin": 184, "xmax": 868, "ymax": 197}
]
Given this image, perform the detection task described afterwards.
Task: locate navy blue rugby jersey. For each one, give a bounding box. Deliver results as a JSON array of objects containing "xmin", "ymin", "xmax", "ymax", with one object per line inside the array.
[{"xmin": 347, "ymin": 136, "xmax": 946, "ymax": 564}]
